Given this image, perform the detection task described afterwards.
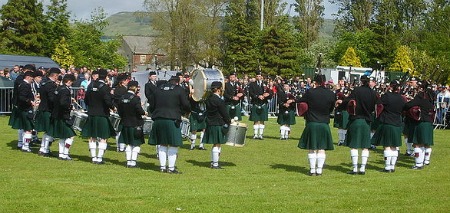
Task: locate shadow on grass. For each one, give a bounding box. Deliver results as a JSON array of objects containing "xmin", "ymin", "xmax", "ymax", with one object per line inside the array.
[
  {"xmin": 270, "ymin": 164, "xmax": 310, "ymax": 176},
  {"xmin": 7, "ymin": 140, "xmax": 19, "ymax": 150},
  {"xmin": 185, "ymin": 159, "xmax": 237, "ymax": 168}
]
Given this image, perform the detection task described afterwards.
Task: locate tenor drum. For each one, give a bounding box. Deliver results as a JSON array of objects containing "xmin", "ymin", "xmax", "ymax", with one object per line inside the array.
[
  {"xmin": 225, "ymin": 122, "xmax": 247, "ymax": 147},
  {"xmin": 191, "ymin": 68, "xmax": 225, "ymax": 101},
  {"xmin": 180, "ymin": 117, "xmax": 190, "ymax": 139},
  {"xmin": 143, "ymin": 116, "xmax": 153, "ymax": 135},
  {"xmin": 109, "ymin": 113, "xmax": 121, "ymax": 132},
  {"xmin": 71, "ymin": 110, "xmax": 88, "ymax": 131}
]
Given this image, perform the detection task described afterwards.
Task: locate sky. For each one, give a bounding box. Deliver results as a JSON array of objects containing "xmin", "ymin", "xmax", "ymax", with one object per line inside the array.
[{"xmin": 0, "ymin": 0, "xmax": 338, "ymax": 20}]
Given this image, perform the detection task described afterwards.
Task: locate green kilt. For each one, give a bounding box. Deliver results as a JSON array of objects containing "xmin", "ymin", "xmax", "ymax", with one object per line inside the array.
[
  {"xmin": 277, "ymin": 110, "xmax": 296, "ymax": 125},
  {"xmin": 333, "ymin": 110, "xmax": 349, "ymax": 129},
  {"xmin": 298, "ymin": 122, "xmax": 334, "ymax": 150},
  {"xmin": 8, "ymin": 106, "xmax": 18, "ymax": 127},
  {"xmin": 119, "ymin": 126, "xmax": 144, "ymax": 146},
  {"xmin": 34, "ymin": 111, "xmax": 52, "ymax": 132},
  {"xmin": 371, "ymin": 123, "xmax": 402, "ymax": 147},
  {"xmin": 411, "ymin": 122, "xmax": 434, "ymax": 146},
  {"xmin": 81, "ymin": 116, "xmax": 116, "ymax": 139},
  {"xmin": 189, "ymin": 113, "xmax": 206, "ymax": 131},
  {"xmin": 47, "ymin": 119, "xmax": 76, "ymax": 139},
  {"xmin": 344, "ymin": 119, "xmax": 371, "ymax": 149},
  {"xmin": 226, "ymin": 104, "xmax": 242, "ymax": 121},
  {"xmin": 11, "ymin": 110, "xmax": 34, "ymax": 131},
  {"xmin": 202, "ymin": 125, "xmax": 227, "ymax": 144},
  {"xmin": 149, "ymin": 119, "xmax": 182, "ymax": 147},
  {"xmin": 249, "ymin": 104, "xmax": 268, "ymax": 121}
]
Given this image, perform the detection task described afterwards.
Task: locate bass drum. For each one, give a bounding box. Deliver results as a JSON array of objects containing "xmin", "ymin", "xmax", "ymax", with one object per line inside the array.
[
  {"xmin": 191, "ymin": 68, "xmax": 225, "ymax": 101},
  {"xmin": 225, "ymin": 122, "xmax": 247, "ymax": 147}
]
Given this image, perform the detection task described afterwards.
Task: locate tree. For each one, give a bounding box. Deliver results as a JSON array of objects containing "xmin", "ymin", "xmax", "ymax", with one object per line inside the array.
[
  {"xmin": 389, "ymin": 45, "xmax": 414, "ymax": 73},
  {"xmin": 221, "ymin": 0, "xmax": 260, "ymax": 75},
  {"xmin": 0, "ymin": 0, "xmax": 45, "ymax": 55},
  {"xmin": 51, "ymin": 37, "xmax": 74, "ymax": 68},
  {"xmin": 44, "ymin": 0, "xmax": 71, "ymax": 57},
  {"xmin": 339, "ymin": 47, "xmax": 361, "ymax": 67},
  {"xmin": 293, "ymin": 0, "xmax": 324, "ymax": 50},
  {"xmin": 331, "ymin": 0, "xmax": 374, "ymax": 32},
  {"xmin": 67, "ymin": 8, "xmax": 126, "ymax": 69}
]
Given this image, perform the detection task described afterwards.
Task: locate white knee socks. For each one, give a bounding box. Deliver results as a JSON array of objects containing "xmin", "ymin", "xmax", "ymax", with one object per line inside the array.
[
  {"xmin": 167, "ymin": 147, "xmax": 178, "ymax": 171},
  {"xmin": 360, "ymin": 150, "xmax": 369, "ymax": 172},
  {"xmin": 212, "ymin": 146, "xmax": 220, "ymax": 167},
  {"xmin": 158, "ymin": 146, "xmax": 168, "ymax": 170}
]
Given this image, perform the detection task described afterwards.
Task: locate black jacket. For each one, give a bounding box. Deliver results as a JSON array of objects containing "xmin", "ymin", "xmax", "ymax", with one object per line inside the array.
[
  {"xmin": 277, "ymin": 89, "xmax": 296, "ymax": 113},
  {"xmin": 224, "ymin": 81, "xmax": 243, "ymax": 105},
  {"xmin": 12, "ymin": 73, "xmax": 24, "ymax": 105},
  {"xmin": 17, "ymin": 80, "xmax": 34, "ymax": 111},
  {"xmin": 248, "ymin": 81, "xmax": 273, "ymax": 105},
  {"xmin": 145, "ymin": 80, "xmax": 158, "ymax": 104},
  {"xmin": 379, "ymin": 91, "xmax": 406, "ymax": 126},
  {"xmin": 113, "ymin": 85, "xmax": 127, "ymax": 108},
  {"xmin": 150, "ymin": 82, "xmax": 190, "ymax": 120},
  {"xmin": 38, "ymin": 79, "xmax": 58, "ymax": 112},
  {"xmin": 299, "ymin": 86, "xmax": 335, "ymax": 123},
  {"xmin": 52, "ymin": 85, "xmax": 72, "ymax": 121},
  {"xmin": 206, "ymin": 94, "xmax": 230, "ymax": 126},
  {"xmin": 404, "ymin": 91, "xmax": 435, "ymax": 123},
  {"xmin": 85, "ymin": 80, "xmax": 113, "ymax": 116},
  {"xmin": 343, "ymin": 85, "xmax": 378, "ymax": 122},
  {"xmin": 118, "ymin": 92, "xmax": 145, "ymax": 127}
]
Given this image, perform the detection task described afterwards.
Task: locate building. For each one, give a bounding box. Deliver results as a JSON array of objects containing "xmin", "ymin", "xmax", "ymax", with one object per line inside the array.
[{"xmin": 119, "ymin": 36, "xmax": 166, "ymax": 72}]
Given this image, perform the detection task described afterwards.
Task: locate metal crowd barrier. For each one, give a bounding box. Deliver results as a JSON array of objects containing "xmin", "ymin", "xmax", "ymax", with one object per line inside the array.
[{"xmin": 0, "ymin": 87, "xmax": 13, "ymax": 114}]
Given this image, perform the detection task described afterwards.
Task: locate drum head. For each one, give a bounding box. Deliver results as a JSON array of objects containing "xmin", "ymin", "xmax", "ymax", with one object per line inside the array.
[{"xmin": 191, "ymin": 68, "xmax": 224, "ymax": 101}]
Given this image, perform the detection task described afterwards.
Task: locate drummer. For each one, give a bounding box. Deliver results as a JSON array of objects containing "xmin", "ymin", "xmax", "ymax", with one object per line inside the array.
[
  {"xmin": 117, "ymin": 81, "xmax": 146, "ymax": 168},
  {"xmin": 112, "ymin": 73, "xmax": 130, "ymax": 152},
  {"xmin": 276, "ymin": 81, "xmax": 296, "ymax": 140},
  {"xmin": 202, "ymin": 81, "xmax": 231, "ymax": 169},
  {"xmin": 82, "ymin": 69, "xmax": 116, "ymax": 164},
  {"xmin": 188, "ymin": 97, "xmax": 207, "ymax": 150},
  {"xmin": 224, "ymin": 72, "xmax": 244, "ymax": 121},
  {"xmin": 47, "ymin": 74, "xmax": 77, "ymax": 160},
  {"xmin": 149, "ymin": 75, "xmax": 190, "ymax": 173},
  {"xmin": 36, "ymin": 68, "xmax": 61, "ymax": 157},
  {"xmin": 248, "ymin": 71, "xmax": 273, "ymax": 139}
]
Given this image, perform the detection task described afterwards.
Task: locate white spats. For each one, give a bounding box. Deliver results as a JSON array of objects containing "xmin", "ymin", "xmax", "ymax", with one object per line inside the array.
[
  {"xmin": 350, "ymin": 149, "xmax": 359, "ymax": 172},
  {"xmin": 280, "ymin": 126, "xmax": 290, "ymax": 139},
  {"xmin": 62, "ymin": 138, "xmax": 74, "ymax": 159},
  {"xmin": 414, "ymin": 147, "xmax": 425, "ymax": 167},
  {"xmin": 308, "ymin": 152, "xmax": 317, "ymax": 174},
  {"xmin": 97, "ymin": 142, "xmax": 107, "ymax": 163},
  {"xmin": 253, "ymin": 125, "xmax": 259, "ymax": 138},
  {"xmin": 424, "ymin": 148, "xmax": 432, "ymax": 165},
  {"xmin": 21, "ymin": 132, "xmax": 32, "ymax": 152},
  {"xmin": 405, "ymin": 138, "xmax": 413, "ymax": 154},
  {"xmin": 125, "ymin": 145, "xmax": 132, "ymax": 166},
  {"xmin": 17, "ymin": 129, "xmax": 24, "ymax": 148},
  {"xmin": 88, "ymin": 140, "xmax": 97, "ymax": 162},
  {"xmin": 167, "ymin": 147, "xmax": 178, "ymax": 171},
  {"xmin": 384, "ymin": 150, "xmax": 392, "ymax": 171},
  {"xmin": 259, "ymin": 124, "xmax": 265, "ymax": 138},
  {"xmin": 190, "ymin": 134, "xmax": 197, "ymax": 149},
  {"xmin": 58, "ymin": 139, "xmax": 65, "ymax": 158},
  {"xmin": 316, "ymin": 153, "xmax": 326, "ymax": 174},
  {"xmin": 158, "ymin": 146, "xmax": 168, "ymax": 170},
  {"xmin": 391, "ymin": 149, "xmax": 398, "ymax": 170},
  {"xmin": 360, "ymin": 150, "xmax": 369, "ymax": 172},
  {"xmin": 212, "ymin": 146, "xmax": 220, "ymax": 167}
]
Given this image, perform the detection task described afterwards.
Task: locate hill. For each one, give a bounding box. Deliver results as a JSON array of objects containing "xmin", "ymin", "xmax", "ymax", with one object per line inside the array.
[{"xmin": 103, "ymin": 12, "xmax": 335, "ymax": 38}]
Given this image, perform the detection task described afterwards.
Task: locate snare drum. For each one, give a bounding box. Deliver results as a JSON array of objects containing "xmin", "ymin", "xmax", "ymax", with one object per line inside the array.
[
  {"xmin": 180, "ymin": 117, "xmax": 190, "ymax": 139},
  {"xmin": 71, "ymin": 110, "xmax": 88, "ymax": 131},
  {"xmin": 109, "ymin": 113, "xmax": 121, "ymax": 132},
  {"xmin": 225, "ymin": 122, "xmax": 247, "ymax": 147},
  {"xmin": 143, "ymin": 116, "xmax": 153, "ymax": 135}
]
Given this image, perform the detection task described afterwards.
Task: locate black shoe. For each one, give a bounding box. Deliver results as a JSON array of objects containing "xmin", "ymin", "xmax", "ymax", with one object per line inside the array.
[
  {"xmin": 95, "ymin": 161, "xmax": 104, "ymax": 165},
  {"xmin": 21, "ymin": 149, "xmax": 31, "ymax": 153},
  {"xmin": 160, "ymin": 168, "xmax": 167, "ymax": 173},
  {"xmin": 347, "ymin": 171, "xmax": 358, "ymax": 175},
  {"xmin": 405, "ymin": 152, "xmax": 413, "ymax": 156},
  {"xmin": 189, "ymin": 147, "xmax": 195, "ymax": 151},
  {"xmin": 424, "ymin": 162, "xmax": 430, "ymax": 166},
  {"xmin": 316, "ymin": 173, "xmax": 322, "ymax": 176},
  {"xmin": 411, "ymin": 165, "xmax": 423, "ymax": 170},
  {"xmin": 198, "ymin": 147, "xmax": 207, "ymax": 150},
  {"xmin": 391, "ymin": 169, "xmax": 395, "ymax": 173},
  {"xmin": 309, "ymin": 172, "xmax": 317, "ymax": 176},
  {"xmin": 380, "ymin": 169, "xmax": 392, "ymax": 173},
  {"xmin": 337, "ymin": 141, "xmax": 344, "ymax": 146},
  {"xmin": 359, "ymin": 171, "xmax": 366, "ymax": 175},
  {"xmin": 65, "ymin": 156, "xmax": 73, "ymax": 161},
  {"xmin": 211, "ymin": 165, "xmax": 223, "ymax": 169},
  {"xmin": 168, "ymin": 169, "xmax": 182, "ymax": 174}
]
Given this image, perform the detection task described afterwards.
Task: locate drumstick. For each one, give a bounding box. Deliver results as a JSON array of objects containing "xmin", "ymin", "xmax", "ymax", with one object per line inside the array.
[{"xmin": 71, "ymin": 98, "xmax": 84, "ymax": 109}]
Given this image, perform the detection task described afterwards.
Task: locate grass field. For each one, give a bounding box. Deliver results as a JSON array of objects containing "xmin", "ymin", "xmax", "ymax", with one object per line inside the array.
[{"xmin": 1, "ymin": 115, "xmax": 449, "ymax": 212}]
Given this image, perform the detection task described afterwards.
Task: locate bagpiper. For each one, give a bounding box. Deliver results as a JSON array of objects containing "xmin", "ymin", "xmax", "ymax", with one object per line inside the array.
[{"xmin": 248, "ymin": 71, "xmax": 273, "ymax": 139}]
